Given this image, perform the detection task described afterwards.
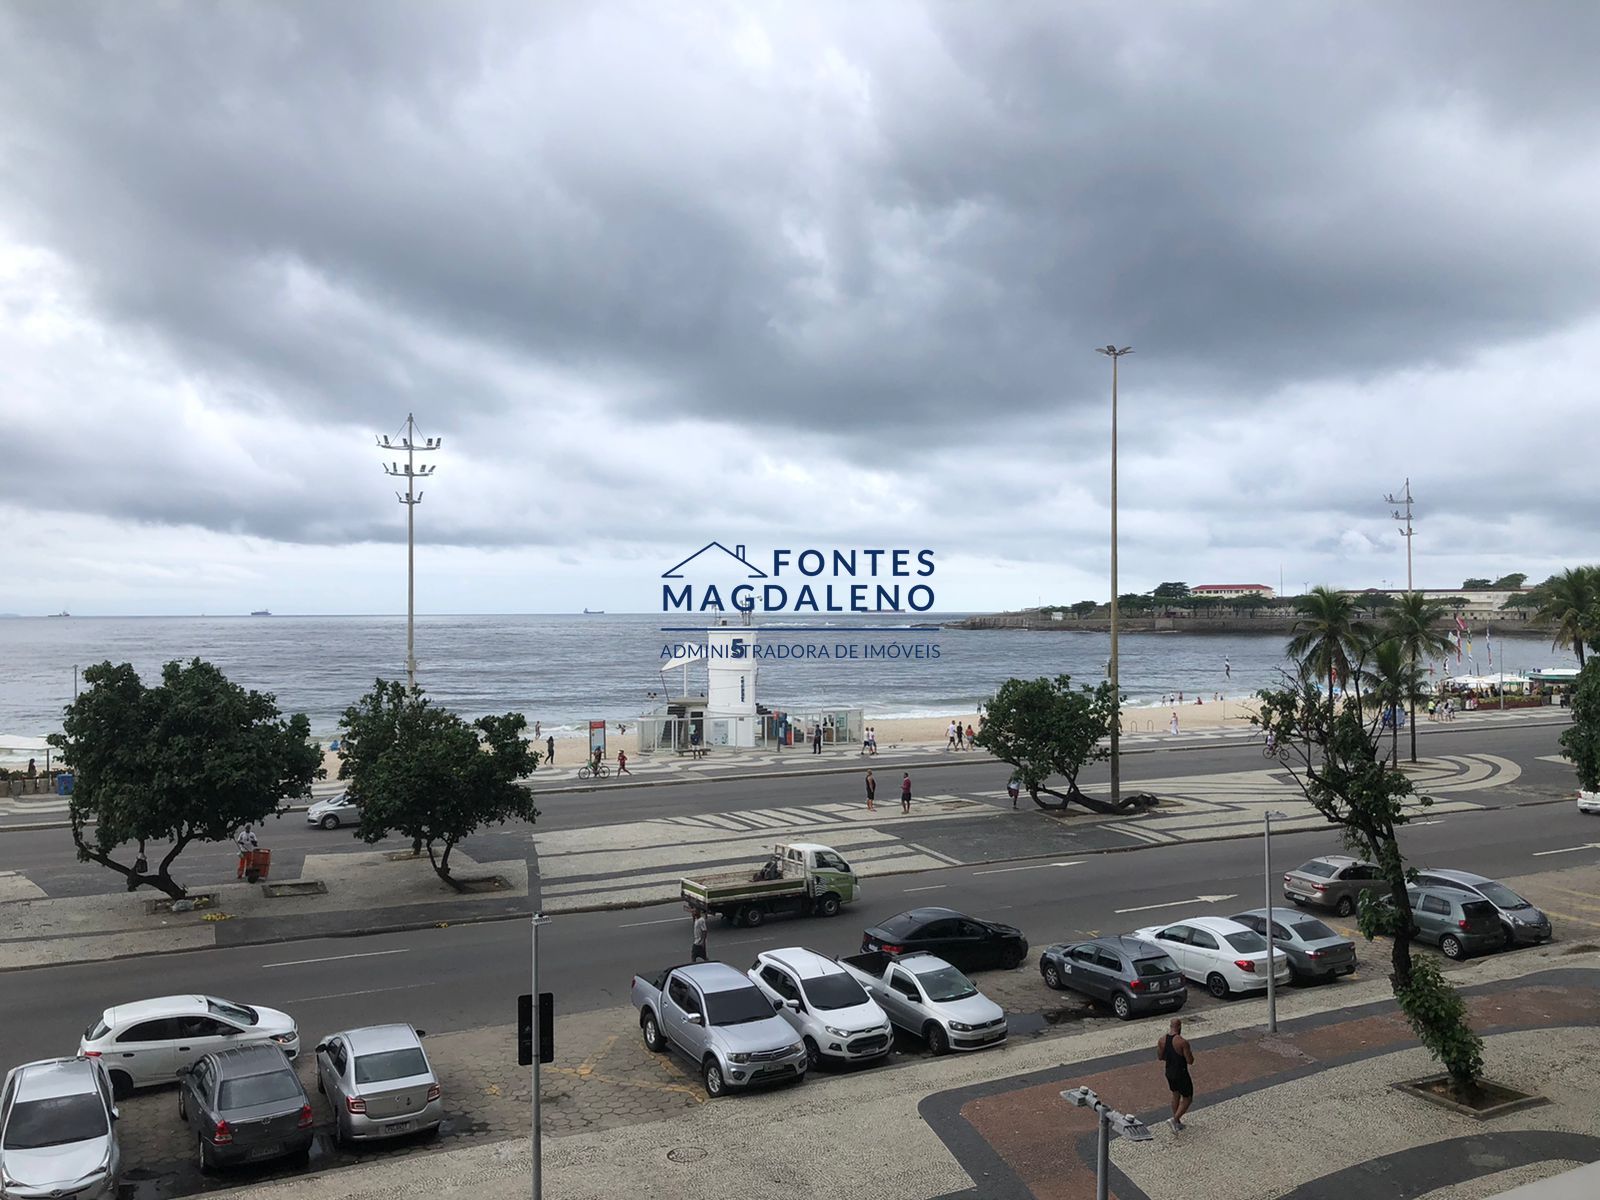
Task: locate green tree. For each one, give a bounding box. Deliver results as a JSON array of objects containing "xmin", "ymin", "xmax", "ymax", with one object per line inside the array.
[
  {"xmin": 1359, "ymin": 638, "xmax": 1426, "ymax": 767},
  {"xmin": 1152, "ymin": 582, "xmax": 1191, "ymax": 601},
  {"xmin": 1461, "ymin": 578, "xmax": 1492, "ymax": 589},
  {"xmin": 1286, "ymin": 586, "xmax": 1372, "ymax": 718},
  {"xmin": 46, "ymin": 659, "xmax": 319, "ymax": 899},
  {"xmin": 1118, "ymin": 592, "xmax": 1155, "ymax": 614},
  {"xmin": 1384, "ymin": 593, "xmax": 1455, "ymax": 763},
  {"xmin": 1254, "ymin": 681, "xmax": 1483, "ymax": 1090},
  {"xmin": 1561, "ymin": 661, "xmax": 1600, "ymax": 793},
  {"xmin": 1535, "ymin": 566, "xmax": 1599, "ymax": 668},
  {"xmin": 1070, "ymin": 600, "xmax": 1099, "ymax": 617},
  {"xmin": 1490, "ymin": 572, "xmax": 1527, "ymax": 590},
  {"xmin": 976, "ymin": 675, "xmax": 1134, "ymax": 811},
  {"xmin": 340, "ymin": 680, "xmax": 539, "ymax": 891}
]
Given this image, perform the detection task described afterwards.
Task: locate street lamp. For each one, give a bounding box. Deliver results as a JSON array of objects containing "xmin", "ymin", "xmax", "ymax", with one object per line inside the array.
[
  {"xmin": 530, "ymin": 912, "xmax": 551, "ymax": 1200},
  {"xmin": 1263, "ymin": 809, "xmax": 1290, "ymax": 1032},
  {"xmin": 1096, "ymin": 345, "xmax": 1132, "ymax": 808},
  {"xmin": 1063, "ymin": 1086, "xmax": 1153, "ymax": 1200}
]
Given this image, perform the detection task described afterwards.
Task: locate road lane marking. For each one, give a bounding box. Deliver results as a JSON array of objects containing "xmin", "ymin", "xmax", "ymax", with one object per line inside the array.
[
  {"xmin": 284, "ymin": 982, "xmax": 434, "ymax": 1002},
  {"xmin": 903, "ymin": 884, "xmax": 947, "ymax": 893},
  {"xmin": 262, "ymin": 949, "xmax": 411, "ymax": 969},
  {"xmin": 1531, "ymin": 843, "xmax": 1600, "ymax": 857},
  {"xmin": 1115, "ymin": 893, "xmax": 1238, "ymax": 914},
  {"xmin": 972, "ymin": 861, "xmax": 1085, "ymax": 876},
  {"xmin": 618, "ymin": 917, "xmax": 684, "ymax": 928}
]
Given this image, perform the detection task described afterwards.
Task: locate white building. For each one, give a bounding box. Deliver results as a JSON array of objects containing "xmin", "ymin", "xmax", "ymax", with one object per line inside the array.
[{"xmin": 1192, "ymin": 583, "xmax": 1276, "ymax": 600}]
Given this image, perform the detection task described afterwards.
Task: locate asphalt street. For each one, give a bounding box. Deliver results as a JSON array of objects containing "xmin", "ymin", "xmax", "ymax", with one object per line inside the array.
[
  {"xmin": 0, "ymin": 718, "xmax": 1573, "ymax": 898},
  {"xmin": 3, "ymin": 775, "xmax": 1597, "ymax": 1075}
]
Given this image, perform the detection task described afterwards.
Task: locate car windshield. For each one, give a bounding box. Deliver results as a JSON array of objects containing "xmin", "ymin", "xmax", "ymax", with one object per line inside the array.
[
  {"xmin": 218, "ymin": 1070, "xmax": 303, "ymax": 1110},
  {"xmin": 1295, "ymin": 860, "xmax": 1338, "ymax": 878},
  {"xmin": 918, "ymin": 966, "xmax": 978, "ymax": 1003},
  {"xmin": 354, "ymin": 1048, "xmax": 429, "ymax": 1084},
  {"xmin": 207, "ymin": 997, "xmax": 257, "ymax": 1026},
  {"xmin": 1291, "ymin": 918, "xmax": 1337, "ymax": 941},
  {"xmin": 877, "ymin": 913, "xmax": 927, "ymax": 938},
  {"xmin": 1, "ymin": 1094, "xmax": 106, "ymax": 1149},
  {"xmin": 705, "ymin": 985, "xmax": 779, "ymax": 1026},
  {"xmin": 1224, "ymin": 930, "xmax": 1267, "ymax": 953},
  {"xmin": 1473, "ymin": 881, "xmax": 1528, "ymax": 909},
  {"xmin": 1135, "ymin": 956, "xmax": 1179, "ymax": 978},
  {"xmin": 803, "ymin": 974, "xmax": 870, "ymax": 1011}
]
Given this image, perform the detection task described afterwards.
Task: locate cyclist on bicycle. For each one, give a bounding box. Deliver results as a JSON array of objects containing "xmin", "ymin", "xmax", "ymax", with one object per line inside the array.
[{"xmin": 1264, "ymin": 729, "xmax": 1278, "ymax": 756}]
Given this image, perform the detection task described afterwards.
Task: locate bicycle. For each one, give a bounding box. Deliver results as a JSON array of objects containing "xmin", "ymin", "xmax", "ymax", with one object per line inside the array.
[
  {"xmin": 577, "ymin": 763, "xmax": 610, "ymax": 781},
  {"xmin": 1261, "ymin": 734, "xmax": 1281, "ymax": 760}
]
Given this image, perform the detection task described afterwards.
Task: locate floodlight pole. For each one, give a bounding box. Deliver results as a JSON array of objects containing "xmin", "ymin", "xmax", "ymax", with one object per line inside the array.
[
  {"xmin": 378, "ymin": 414, "xmax": 439, "ymax": 691},
  {"xmin": 1264, "ymin": 810, "xmax": 1289, "ymax": 1032},
  {"xmin": 531, "ymin": 912, "xmax": 550, "ymax": 1199},
  {"xmin": 1097, "ymin": 345, "xmax": 1133, "ymax": 808}
]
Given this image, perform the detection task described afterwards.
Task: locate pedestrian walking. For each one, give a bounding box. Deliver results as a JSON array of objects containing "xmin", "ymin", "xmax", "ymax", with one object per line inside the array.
[
  {"xmin": 865, "ymin": 769, "xmax": 876, "ymax": 811},
  {"xmin": 546, "ymin": 735, "xmax": 555, "ymax": 764},
  {"xmin": 234, "ymin": 823, "xmax": 258, "ymax": 880},
  {"xmin": 534, "ymin": 720, "xmax": 541, "ymax": 740},
  {"xmin": 900, "ymin": 772, "xmax": 912, "ymax": 814},
  {"xmin": 617, "ymin": 749, "xmax": 631, "ymax": 775},
  {"xmin": 1169, "ymin": 711, "xmax": 1180, "ymax": 736},
  {"xmin": 1157, "ymin": 1018, "xmax": 1196, "ymax": 1130},
  {"xmin": 25, "ymin": 757, "xmax": 37, "ymax": 780},
  {"xmin": 689, "ymin": 904, "xmax": 709, "ymax": 962},
  {"xmin": 965, "ymin": 723, "xmax": 976, "ymax": 749},
  {"xmin": 946, "ymin": 720, "xmax": 958, "ymax": 751},
  {"xmin": 812, "ymin": 724, "xmax": 823, "ymax": 755},
  {"xmin": 1007, "ymin": 772, "xmax": 1021, "ymax": 808}
]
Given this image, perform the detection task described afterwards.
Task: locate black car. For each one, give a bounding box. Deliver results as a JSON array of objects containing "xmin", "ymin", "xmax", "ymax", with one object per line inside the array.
[
  {"xmin": 860, "ymin": 907, "xmax": 1028, "ymax": 971},
  {"xmin": 1038, "ymin": 935, "xmax": 1187, "ymax": 1019},
  {"xmin": 179, "ymin": 1043, "xmax": 313, "ymax": 1172}
]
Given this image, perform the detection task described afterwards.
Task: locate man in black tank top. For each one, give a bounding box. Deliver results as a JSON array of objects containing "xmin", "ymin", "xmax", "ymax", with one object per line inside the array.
[{"xmin": 1156, "ymin": 1017, "xmax": 1195, "ymax": 1130}]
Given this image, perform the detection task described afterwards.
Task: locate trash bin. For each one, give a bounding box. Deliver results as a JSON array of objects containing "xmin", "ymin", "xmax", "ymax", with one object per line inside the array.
[
  {"xmin": 56, "ymin": 772, "xmax": 74, "ymax": 796},
  {"xmin": 244, "ymin": 848, "xmax": 272, "ymax": 883}
]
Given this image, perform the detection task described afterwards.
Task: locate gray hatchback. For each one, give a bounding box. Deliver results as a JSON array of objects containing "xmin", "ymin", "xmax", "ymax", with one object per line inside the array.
[
  {"xmin": 1039, "ymin": 936, "xmax": 1187, "ymax": 1020},
  {"xmin": 1230, "ymin": 907, "xmax": 1358, "ymax": 982},
  {"xmin": 1404, "ymin": 886, "xmax": 1502, "ymax": 960},
  {"xmin": 1412, "ymin": 869, "xmax": 1552, "ymax": 948},
  {"xmin": 179, "ymin": 1043, "xmax": 312, "ymax": 1172}
]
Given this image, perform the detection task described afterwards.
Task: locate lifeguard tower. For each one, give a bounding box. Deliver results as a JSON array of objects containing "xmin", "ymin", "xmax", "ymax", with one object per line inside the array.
[{"xmin": 639, "ymin": 615, "xmax": 760, "ymax": 751}]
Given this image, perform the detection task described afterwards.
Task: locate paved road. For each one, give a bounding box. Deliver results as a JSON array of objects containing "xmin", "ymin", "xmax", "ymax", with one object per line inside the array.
[
  {"xmin": 0, "ymin": 719, "xmax": 1573, "ymax": 900},
  {"xmin": 5, "ymin": 786, "xmax": 1598, "ymax": 1074}
]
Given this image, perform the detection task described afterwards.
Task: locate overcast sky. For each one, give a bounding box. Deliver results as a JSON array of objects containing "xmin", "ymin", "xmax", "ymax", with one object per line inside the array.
[{"xmin": 2, "ymin": 1, "xmax": 1597, "ymax": 616}]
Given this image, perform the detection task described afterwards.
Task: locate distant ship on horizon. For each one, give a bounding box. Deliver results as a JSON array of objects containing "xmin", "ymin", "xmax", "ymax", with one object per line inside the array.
[
  {"xmin": 583, "ymin": 607, "xmax": 605, "ymax": 614},
  {"xmin": 48, "ymin": 610, "xmax": 70, "ymax": 618},
  {"xmin": 250, "ymin": 610, "xmax": 272, "ymax": 617}
]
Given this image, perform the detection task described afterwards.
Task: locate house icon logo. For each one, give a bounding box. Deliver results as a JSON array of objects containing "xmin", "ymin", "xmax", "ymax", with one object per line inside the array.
[{"xmin": 662, "ymin": 542, "xmax": 768, "ymax": 580}]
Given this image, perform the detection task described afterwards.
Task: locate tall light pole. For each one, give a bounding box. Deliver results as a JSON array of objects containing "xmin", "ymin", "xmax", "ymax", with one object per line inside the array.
[
  {"xmin": 1386, "ymin": 478, "xmax": 1415, "ymax": 594},
  {"xmin": 378, "ymin": 415, "xmax": 440, "ymax": 692},
  {"xmin": 531, "ymin": 911, "xmax": 550, "ymax": 1200},
  {"xmin": 1264, "ymin": 809, "xmax": 1290, "ymax": 1032},
  {"xmin": 1096, "ymin": 345, "xmax": 1132, "ymax": 808}
]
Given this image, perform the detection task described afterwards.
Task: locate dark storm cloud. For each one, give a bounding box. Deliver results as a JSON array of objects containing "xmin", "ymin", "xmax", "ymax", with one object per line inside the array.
[{"xmin": 2, "ymin": 0, "xmax": 1598, "ymax": 566}]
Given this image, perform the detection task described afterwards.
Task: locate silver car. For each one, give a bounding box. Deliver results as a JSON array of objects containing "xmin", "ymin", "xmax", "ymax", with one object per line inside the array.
[
  {"xmin": 0, "ymin": 1057, "xmax": 121, "ymax": 1200},
  {"xmin": 315, "ymin": 1024, "xmax": 442, "ymax": 1144},
  {"xmin": 1411, "ymin": 869, "xmax": 1552, "ymax": 948},
  {"xmin": 307, "ymin": 792, "xmax": 360, "ymax": 829},
  {"xmin": 1230, "ymin": 907, "xmax": 1358, "ymax": 983}
]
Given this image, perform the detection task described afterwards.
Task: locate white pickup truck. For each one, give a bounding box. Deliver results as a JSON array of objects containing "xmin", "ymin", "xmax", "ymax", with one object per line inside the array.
[
  {"xmin": 630, "ymin": 962, "xmax": 807, "ymax": 1097},
  {"xmin": 835, "ymin": 951, "xmax": 1007, "ymax": 1056}
]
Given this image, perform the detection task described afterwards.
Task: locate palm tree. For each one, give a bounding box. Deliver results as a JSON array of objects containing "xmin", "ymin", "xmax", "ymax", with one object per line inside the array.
[
  {"xmin": 1535, "ymin": 567, "xmax": 1599, "ymax": 669},
  {"xmin": 1384, "ymin": 592, "xmax": 1455, "ymax": 763},
  {"xmin": 1286, "ymin": 586, "xmax": 1372, "ymax": 719},
  {"xmin": 1360, "ymin": 637, "xmax": 1427, "ymax": 767}
]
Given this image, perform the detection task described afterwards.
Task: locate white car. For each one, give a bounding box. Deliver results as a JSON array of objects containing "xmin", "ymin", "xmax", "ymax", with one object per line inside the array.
[
  {"xmin": 79, "ymin": 995, "xmax": 299, "ymax": 1096},
  {"xmin": 307, "ymin": 791, "xmax": 360, "ymax": 829},
  {"xmin": 1578, "ymin": 791, "xmax": 1600, "ymax": 815},
  {"xmin": 1133, "ymin": 916, "xmax": 1291, "ymax": 999},
  {"xmin": 748, "ymin": 947, "xmax": 894, "ymax": 1067}
]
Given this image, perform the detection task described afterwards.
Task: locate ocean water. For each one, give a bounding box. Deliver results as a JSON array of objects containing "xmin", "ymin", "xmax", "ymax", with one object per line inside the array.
[{"xmin": 0, "ymin": 614, "xmax": 1564, "ymax": 754}]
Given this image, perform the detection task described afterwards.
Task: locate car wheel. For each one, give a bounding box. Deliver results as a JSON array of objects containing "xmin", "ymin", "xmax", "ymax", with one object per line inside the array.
[
  {"xmin": 1113, "ymin": 993, "xmax": 1134, "ymax": 1020},
  {"xmin": 804, "ymin": 1037, "xmax": 822, "ymax": 1069},
  {"xmin": 320, "ymin": 814, "xmax": 339, "ymax": 830},
  {"xmin": 109, "ymin": 1071, "xmax": 133, "ymax": 1100},
  {"xmin": 1206, "ymin": 972, "xmax": 1230, "ymax": 999},
  {"xmin": 197, "ymin": 1134, "xmax": 215, "ymax": 1175},
  {"xmin": 702, "ymin": 1058, "xmax": 726, "ymax": 1098},
  {"xmin": 1000, "ymin": 945, "xmax": 1024, "ymax": 970},
  {"xmin": 1440, "ymin": 935, "xmax": 1465, "ymax": 960},
  {"xmin": 742, "ymin": 905, "xmax": 765, "ymax": 927},
  {"xmin": 926, "ymin": 1023, "xmax": 951, "ymax": 1056},
  {"xmin": 1042, "ymin": 962, "xmax": 1063, "ymax": 990},
  {"xmin": 1335, "ymin": 896, "xmax": 1355, "ymax": 917},
  {"xmin": 641, "ymin": 1013, "xmax": 666, "ymax": 1052},
  {"xmin": 817, "ymin": 894, "xmax": 841, "ymax": 918}
]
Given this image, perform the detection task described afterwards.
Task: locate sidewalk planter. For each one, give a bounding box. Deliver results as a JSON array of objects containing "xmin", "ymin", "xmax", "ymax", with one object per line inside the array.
[{"xmin": 1393, "ymin": 1074, "xmax": 1548, "ymax": 1119}]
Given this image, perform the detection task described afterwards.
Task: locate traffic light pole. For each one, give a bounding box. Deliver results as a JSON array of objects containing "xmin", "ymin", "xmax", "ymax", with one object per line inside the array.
[{"xmin": 531, "ymin": 912, "xmax": 549, "ymax": 1199}]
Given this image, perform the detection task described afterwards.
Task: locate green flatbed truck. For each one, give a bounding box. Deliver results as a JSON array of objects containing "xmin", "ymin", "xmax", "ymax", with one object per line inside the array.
[{"xmin": 681, "ymin": 842, "xmax": 862, "ymax": 927}]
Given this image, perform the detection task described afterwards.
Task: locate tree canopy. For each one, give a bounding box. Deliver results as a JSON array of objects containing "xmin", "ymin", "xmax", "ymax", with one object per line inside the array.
[
  {"xmin": 1461, "ymin": 577, "xmax": 1492, "ymax": 589},
  {"xmin": 1152, "ymin": 581, "xmax": 1191, "ymax": 600},
  {"xmin": 1490, "ymin": 572, "xmax": 1527, "ymax": 590},
  {"xmin": 1383, "ymin": 593, "xmax": 1455, "ymax": 763},
  {"xmin": 1287, "ymin": 586, "xmax": 1372, "ymax": 710},
  {"xmin": 975, "ymin": 674, "xmax": 1140, "ymax": 811},
  {"xmin": 1561, "ymin": 661, "xmax": 1600, "ymax": 793},
  {"xmin": 1535, "ymin": 566, "xmax": 1599, "ymax": 668},
  {"xmin": 340, "ymin": 680, "xmax": 539, "ymax": 890},
  {"xmin": 46, "ymin": 659, "xmax": 320, "ymax": 898}
]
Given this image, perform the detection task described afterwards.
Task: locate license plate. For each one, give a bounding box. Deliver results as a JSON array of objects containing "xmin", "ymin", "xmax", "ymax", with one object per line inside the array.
[
  {"xmin": 385, "ymin": 1119, "xmax": 412, "ymax": 1132},
  {"xmin": 246, "ymin": 1144, "xmax": 283, "ymax": 1162},
  {"xmin": 1159, "ymin": 997, "xmax": 1180, "ymax": 1006},
  {"xmin": 1287, "ymin": 890, "xmax": 1312, "ymax": 901},
  {"xmin": 979, "ymin": 1029, "xmax": 1004, "ymax": 1041}
]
